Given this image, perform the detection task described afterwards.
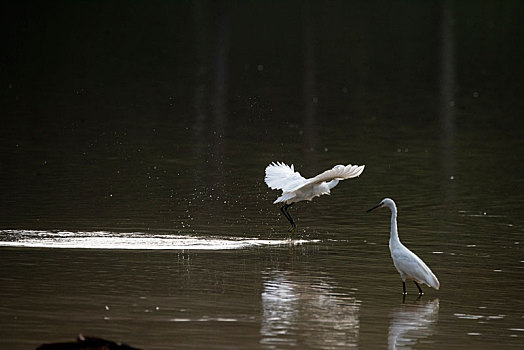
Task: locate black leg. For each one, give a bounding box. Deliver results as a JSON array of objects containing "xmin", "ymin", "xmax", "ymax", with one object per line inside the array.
[
  {"xmin": 402, "ymin": 282, "xmax": 407, "ymax": 295},
  {"xmin": 280, "ymin": 204, "xmax": 293, "ymax": 226},
  {"xmin": 280, "ymin": 203, "xmax": 296, "ymax": 231},
  {"xmin": 280, "ymin": 204, "xmax": 290, "ymax": 222},
  {"xmin": 414, "ymin": 281, "xmax": 424, "ymax": 295},
  {"xmin": 285, "ymin": 204, "xmax": 296, "ymax": 229}
]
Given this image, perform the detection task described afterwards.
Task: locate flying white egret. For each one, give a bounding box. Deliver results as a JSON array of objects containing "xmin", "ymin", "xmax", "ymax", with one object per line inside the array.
[
  {"xmin": 367, "ymin": 198, "xmax": 440, "ymax": 295},
  {"xmin": 265, "ymin": 162, "xmax": 365, "ymax": 231}
]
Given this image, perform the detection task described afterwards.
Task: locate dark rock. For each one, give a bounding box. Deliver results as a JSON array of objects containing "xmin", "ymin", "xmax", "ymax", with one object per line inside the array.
[{"xmin": 36, "ymin": 334, "xmax": 142, "ymax": 350}]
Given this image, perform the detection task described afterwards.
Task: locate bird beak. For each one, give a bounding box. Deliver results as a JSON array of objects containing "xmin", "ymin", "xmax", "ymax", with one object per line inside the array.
[{"xmin": 366, "ymin": 202, "xmax": 383, "ymax": 213}]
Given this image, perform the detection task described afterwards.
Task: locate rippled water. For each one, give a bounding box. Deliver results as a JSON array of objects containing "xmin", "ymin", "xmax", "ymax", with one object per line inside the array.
[{"xmin": 1, "ymin": 1, "xmax": 523, "ymax": 349}]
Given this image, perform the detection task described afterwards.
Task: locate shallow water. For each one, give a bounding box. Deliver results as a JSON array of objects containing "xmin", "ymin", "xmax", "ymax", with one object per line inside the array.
[{"xmin": 1, "ymin": 1, "xmax": 523, "ymax": 349}]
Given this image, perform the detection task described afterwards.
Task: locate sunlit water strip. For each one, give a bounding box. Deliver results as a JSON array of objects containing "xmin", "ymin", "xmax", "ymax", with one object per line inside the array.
[{"xmin": 0, "ymin": 230, "xmax": 317, "ymax": 250}]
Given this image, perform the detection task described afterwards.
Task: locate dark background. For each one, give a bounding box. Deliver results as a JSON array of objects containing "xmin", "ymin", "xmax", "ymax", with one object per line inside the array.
[{"xmin": 1, "ymin": 0, "xmax": 523, "ymax": 231}]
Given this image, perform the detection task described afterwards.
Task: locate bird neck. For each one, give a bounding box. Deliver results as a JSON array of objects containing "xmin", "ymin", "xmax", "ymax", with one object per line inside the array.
[
  {"xmin": 327, "ymin": 179, "xmax": 339, "ymax": 190},
  {"xmin": 389, "ymin": 207, "xmax": 401, "ymax": 246}
]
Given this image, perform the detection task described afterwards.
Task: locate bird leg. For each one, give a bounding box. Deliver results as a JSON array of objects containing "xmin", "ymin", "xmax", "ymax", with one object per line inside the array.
[
  {"xmin": 279, "ymin": 204, "xmax": 291, "ymax": 223},
  {"xmin": 414, "ymin": 281, "xmax": 424, "ymax": 295},
  {"xmin": 280, "ymin": 203, "xmax": 296, "ymax": 232},
  {"xmin": 402, "ymin": 282, "xmax": 407, "ymax": 295}
]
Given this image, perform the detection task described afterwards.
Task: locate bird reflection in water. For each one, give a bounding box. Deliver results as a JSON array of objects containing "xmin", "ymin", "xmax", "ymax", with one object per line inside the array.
[
  {"xmin": 260, "ymin": 270, "xmax": 360, "ymax": 349},
  {"xmin": 388, "ymin": 299, "xmax": 440, "ymax": 350}
]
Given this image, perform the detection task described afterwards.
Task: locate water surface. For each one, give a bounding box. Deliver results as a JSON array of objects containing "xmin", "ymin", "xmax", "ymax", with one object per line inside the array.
[{"xmin": 1, "ymin": 1, "xmax": 523, "ymax": 349}]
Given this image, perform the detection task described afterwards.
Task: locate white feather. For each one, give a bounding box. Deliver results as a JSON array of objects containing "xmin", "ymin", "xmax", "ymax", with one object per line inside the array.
[
  {"xmin": 391, "ymin": 245, "xmax": 440, "ymax": 290},
  {"xmin": 264, "ymin": 162, "xmax": 307, "ymax": 192},
  {"xmin": 265, "ymin": 162, "xmax": 365, "ymax": 205},
  {"xmin": 369, "ymin": 198, "xmax": 440, "ymax": 294}
]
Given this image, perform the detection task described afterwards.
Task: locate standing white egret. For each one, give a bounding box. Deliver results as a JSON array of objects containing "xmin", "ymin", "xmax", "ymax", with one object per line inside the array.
[
  {"xmin": 367, "ymin": 198, "xmax": 440, "ymax": 295},
  {"xmin": 265, "ymin": 162, "xmax": 365, "ymax": 231}
]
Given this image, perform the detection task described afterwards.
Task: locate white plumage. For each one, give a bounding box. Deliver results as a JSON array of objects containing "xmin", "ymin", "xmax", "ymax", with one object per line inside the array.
[
  {"xmin": 265, "ymin": 162, "xmax": 365, "ymax": 204},
  {"xmin": 367, "ymin": 198, "xmax": 440, "ymax": 295},
  {"xmin": 265, "ymin": 162, "xmax": 365, "ymax": 231}
]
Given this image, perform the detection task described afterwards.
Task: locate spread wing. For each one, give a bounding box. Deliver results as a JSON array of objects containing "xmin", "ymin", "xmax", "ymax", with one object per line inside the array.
[
  {"xmin": 287, "ymin": 164, "xmax": 365, "ymax": 192},
  {"xmin": 264, "ymin": 162, "xmax": 307, "ymax": 191}
]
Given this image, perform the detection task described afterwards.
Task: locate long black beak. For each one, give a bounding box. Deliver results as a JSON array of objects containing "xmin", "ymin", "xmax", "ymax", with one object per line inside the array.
[{"xmin": 366, "ymin": 202, "xmax": 383, "ymax": 213}]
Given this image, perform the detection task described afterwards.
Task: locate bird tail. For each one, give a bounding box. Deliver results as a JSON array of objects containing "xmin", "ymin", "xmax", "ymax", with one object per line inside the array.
[{"xmin": 425, "ymin": 271, "xmax": 440, "ymax": 290}]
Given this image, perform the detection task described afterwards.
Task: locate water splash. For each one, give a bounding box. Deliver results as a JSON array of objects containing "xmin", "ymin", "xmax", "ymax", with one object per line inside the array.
[{"xmin": 0, "ymin": 230, "xmax": 318, "ymax": 250}]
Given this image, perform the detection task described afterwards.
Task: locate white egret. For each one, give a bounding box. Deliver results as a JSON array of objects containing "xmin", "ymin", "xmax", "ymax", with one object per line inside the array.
[
  {"xmin": 367, "ymin": 198, "xmax": 440, "ymax": 295},
  {"xmin": 265, "ymin": 162, "xmax": 365, "ymax": 231}
]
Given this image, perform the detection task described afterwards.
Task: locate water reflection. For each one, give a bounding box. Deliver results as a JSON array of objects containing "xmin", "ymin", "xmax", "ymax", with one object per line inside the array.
[
  {"xmin": 388, "ymin": 299, "xmax": 440, "ymax": 350},
  {"xmin": 260, "ymin": 270, "xmax": 360, "ymax": 349}
]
